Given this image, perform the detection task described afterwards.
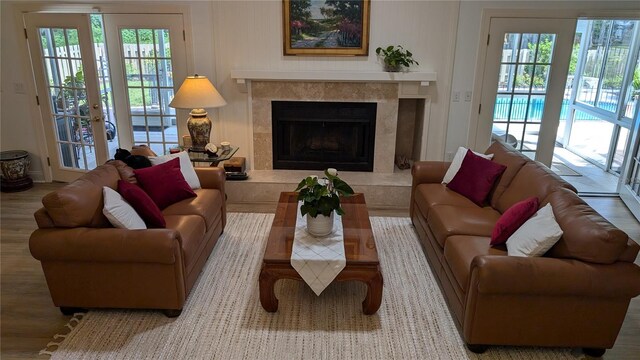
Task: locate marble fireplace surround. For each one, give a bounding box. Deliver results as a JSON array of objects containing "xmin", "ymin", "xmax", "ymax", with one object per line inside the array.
[{"xmin": 251, "ymin": 81, "xmax": 405, "ymax": 173}]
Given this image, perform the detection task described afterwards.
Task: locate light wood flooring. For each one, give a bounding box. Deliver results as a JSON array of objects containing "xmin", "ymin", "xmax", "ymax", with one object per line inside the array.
[{"xmin": 2, "ymin": 183, "xmax": 639, "ymax": 359}]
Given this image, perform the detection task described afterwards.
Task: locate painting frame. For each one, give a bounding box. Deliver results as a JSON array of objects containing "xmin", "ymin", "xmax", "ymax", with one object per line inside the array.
[{"xmin": 283, "ymin": 0, "xmax": 370, "ymax": 56}]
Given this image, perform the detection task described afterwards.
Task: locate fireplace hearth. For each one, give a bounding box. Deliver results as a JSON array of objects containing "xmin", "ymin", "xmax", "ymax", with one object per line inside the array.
[{"xmin": 272, "ymin": 101, "xmax": 376, "ymax": 172}]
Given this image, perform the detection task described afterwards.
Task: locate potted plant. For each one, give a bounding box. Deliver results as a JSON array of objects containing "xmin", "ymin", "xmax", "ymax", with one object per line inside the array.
[
  {"xmin": 295, "ymin": 168, "xmax": 355, "ymax": 237},
  {"xmin": 375, "ymin": 45, "xmax": 419, "ymax": 72}
]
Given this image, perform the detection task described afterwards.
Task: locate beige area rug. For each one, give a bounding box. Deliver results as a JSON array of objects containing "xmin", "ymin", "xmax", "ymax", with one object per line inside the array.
[{"xmin": 49, "ymin": 213, "xmax": 579, "ymax": 359}]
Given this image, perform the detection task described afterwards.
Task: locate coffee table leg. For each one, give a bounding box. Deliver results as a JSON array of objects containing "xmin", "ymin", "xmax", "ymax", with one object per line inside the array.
[
  {"xmin": 362, "ymin": 267, "xmax": 383, "ymax": 315},
  {"xmin": 259, "ymin": 267, "xmax": 279, "ymax": 312}
]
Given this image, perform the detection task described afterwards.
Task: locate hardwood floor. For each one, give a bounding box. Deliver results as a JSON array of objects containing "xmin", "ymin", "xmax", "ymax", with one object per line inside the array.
[{"xmin": 2, "ymin": 184, "xmax": 639, "ymax": 359}]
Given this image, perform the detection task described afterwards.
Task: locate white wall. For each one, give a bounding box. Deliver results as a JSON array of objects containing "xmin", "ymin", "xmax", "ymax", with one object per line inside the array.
[
  {"xmin": 1, "ymin": 1, "xmax": 460, "ymax": 181},
  {"xmin": 447, "ymin": 0, "xmax": 640, "ymax": 157},
  {"xmin": 211, "ymin": 0, "xmax": 459, "ymax": 166},
  {"xmin": 1, "ymin": 1, "xmax": 46, "ymax": 180}
]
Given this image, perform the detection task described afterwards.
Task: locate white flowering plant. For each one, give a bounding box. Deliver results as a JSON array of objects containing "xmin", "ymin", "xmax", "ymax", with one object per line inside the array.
[{"xmin": 295, "ymin": 168, "xmax": 355, "ymax": 218}]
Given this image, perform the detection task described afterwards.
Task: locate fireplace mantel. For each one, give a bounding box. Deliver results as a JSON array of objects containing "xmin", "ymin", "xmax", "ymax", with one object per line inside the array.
[{"xmin": 230, "ymin": 69, "xmax": 436, "ymax": 97}]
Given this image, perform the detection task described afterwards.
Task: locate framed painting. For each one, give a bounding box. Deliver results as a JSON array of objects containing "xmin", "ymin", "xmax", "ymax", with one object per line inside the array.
[{"xmin": 283, "ymin": 0, "xmax": 370, "ymax": 56}]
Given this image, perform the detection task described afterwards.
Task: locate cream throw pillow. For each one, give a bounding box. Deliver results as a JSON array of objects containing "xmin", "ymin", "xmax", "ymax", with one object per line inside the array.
[
  {"xmin": 149, "ymin": 151, "xmax": 201, "ymax": 189},
  {"xmin": 442, "ymin": 147, "xmax": 494, "ymax": 184},
  {"xmin": 102, "ymin": 187, "xmax": 147, "ymax": 230},
  {"xmin": 506, "ymin": 203, "xmax": 563, "ymax": 257}
]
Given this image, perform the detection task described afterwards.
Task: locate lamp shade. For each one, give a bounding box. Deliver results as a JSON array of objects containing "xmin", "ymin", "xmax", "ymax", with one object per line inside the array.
[{"xmin": 169, "ymin": 75, "xmax": 227, "ymax": 109}]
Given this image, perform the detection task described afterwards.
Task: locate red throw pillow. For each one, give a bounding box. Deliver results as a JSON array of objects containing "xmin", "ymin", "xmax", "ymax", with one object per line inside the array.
[
  {"xmin": 134, "ymin": 157, "xmax": 196, "ymax": 209},
  {"xmin": 117, "ymin": 180, "xmax": 166, "ymax": 228},
  {"xmin": 447, "ymin": 149, "xmax": 506, "ymax": 206},
  {"xmin": 491, "ymin": 196, "xmax": 540, "ymax": 246}
]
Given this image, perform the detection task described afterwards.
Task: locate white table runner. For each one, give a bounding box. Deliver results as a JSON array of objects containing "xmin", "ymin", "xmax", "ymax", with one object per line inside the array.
[{"xmin": 291, "ymin": 202, "xmax": 346, "ymax": 295}]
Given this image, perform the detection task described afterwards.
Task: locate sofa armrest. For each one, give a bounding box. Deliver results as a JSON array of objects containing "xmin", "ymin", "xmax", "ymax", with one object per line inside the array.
[
  {"xmin": 195, "ymin": 167, "xmax": 225, "ymax": 191},
  {"xmin": 30, "ymin": 227, "xmax": 182, "ymax": 264},
  {"xmin": 411, "ymin": 161, "xmax": 450, "ymax": 186},
  {"xmin": 469, "ymin": 255, "xmax": 640, "ymax": 298}
]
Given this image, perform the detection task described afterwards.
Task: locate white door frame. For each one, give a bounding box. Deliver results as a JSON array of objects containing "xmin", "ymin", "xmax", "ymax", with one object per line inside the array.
[
  {"xmin": 25, "ymin": 12, "xmax": 109, "ymax": 182},
  {"xmin": 475, "ymin": 17, "xmax": 576, "ymax": 166},
  {"xmin": 467, "ymin": 9, "xmax": 640, "ymax": 154},
  {"xmin": 11, "ymin": 2, "xmax": 194, "ymax": 182},
  {"xmin": 102, "ymin": 13, "xmax": 189, "ymax": 152}
]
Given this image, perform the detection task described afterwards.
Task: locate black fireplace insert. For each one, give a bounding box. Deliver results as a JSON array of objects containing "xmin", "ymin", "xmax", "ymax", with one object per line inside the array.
[{"xmin": 272, "ymin": 101, "xmax": 376, "ymax": 172}]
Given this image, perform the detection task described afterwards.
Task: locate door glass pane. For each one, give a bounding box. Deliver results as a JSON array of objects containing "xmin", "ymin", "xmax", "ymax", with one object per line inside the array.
[
  {"xmin": 38, "ymin": 27, "xmax": 95, "ymax": 170},
  {"xmin": 493, "ymin": 31, "xmax": 556, "ymax": 157},
  {"xmin": 597, "ymin": 20, "xmax": 635, "ymax": 113},
  {"xmin": 120, "ymin": 27, "xmax": 177, "ymax": 152},
  {"xmin": 612, "ymin": 127, "xmax": 630, "ymax": 173},
  {"xmin": 568, "ymin": 110, "xmax": 614, "ymax": 167},
  {"xmin": 623, "ymin": 56, "xmax": 640, "ymax": 119}
]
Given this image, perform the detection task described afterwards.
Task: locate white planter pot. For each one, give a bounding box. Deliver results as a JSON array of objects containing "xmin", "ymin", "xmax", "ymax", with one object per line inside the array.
[{"xmin": 306, "ymin": 212, "xmax": 335, "ymax": 237}]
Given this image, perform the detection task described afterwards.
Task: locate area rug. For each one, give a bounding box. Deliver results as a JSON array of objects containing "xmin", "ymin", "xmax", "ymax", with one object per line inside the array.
[{"xmin": 48, "ymin": 213, "xmax": 579, "ymax": 359}]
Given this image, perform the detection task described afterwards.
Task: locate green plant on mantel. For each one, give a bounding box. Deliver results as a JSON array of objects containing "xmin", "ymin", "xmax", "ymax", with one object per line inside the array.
[
  {"xmin": 295, "ymin": 168, "xmax": 354, "ymax": 218},
  {"xmin": 375, "ymin": 45, "xmax": 419, "ymax": 72}
]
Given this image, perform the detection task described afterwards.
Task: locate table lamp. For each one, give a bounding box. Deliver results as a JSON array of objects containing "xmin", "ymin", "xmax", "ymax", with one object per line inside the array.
[{"xmin": 169, "ymin": 75, "xmax": 227, "ymax": 152}]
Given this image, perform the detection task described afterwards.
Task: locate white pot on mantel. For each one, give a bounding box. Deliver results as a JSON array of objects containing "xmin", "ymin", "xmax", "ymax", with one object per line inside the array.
[{"xmin": 306, "ymin": 212, "xmax": 335, "ymax": 237}]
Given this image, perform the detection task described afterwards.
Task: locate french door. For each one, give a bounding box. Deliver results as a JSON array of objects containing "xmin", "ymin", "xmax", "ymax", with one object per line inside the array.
[
  {"xmin": 26, "ymin": 13, "xmax": 188, "ymax": 182},
  {"xmin": 476, "ymin": 18, "xmax": 576, "ymax": 166},
  {"xmin": 103, "ymin": 14, "xmax": 188, "ymax": 156},
  {"xmin": 25, "ymin": 13, "xmax": 109, "ymax": 182}
]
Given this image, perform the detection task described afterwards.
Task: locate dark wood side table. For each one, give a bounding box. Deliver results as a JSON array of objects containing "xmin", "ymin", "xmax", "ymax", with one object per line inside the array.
[{"xmin": 259, "ymin": 192, "xmax": 383, "ymax": 315}]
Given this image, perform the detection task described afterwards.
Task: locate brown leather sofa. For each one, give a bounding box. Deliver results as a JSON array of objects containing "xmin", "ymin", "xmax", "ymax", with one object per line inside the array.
[
  {"xmin": 30, "ymin": 160, "xmax": 226, "ymax": 317},
  {"xmin": 411, "ymin": 140, "xmax": 640, "ymax": 356}
]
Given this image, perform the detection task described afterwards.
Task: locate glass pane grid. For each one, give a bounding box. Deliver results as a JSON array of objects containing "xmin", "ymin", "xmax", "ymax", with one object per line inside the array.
[
  {"xmin": 39, "ymin": 27, "xmax": 95, "ymax": 171},
  {"xmin": 493, "ymin": 31, "xmax": 557, "ymax": 153},
  {"xmin": 122, "ymin": 27, "xmax": 175, "ymax": 153}
]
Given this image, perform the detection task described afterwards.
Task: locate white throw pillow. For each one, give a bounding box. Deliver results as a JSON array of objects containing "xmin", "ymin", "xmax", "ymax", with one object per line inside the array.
[
  {"xmin": 506, "ymin": 203, "xmax": 563, "ymax": 257},
  {"xmin": 442, "ymin": 147, "xmax": 495, "ymax": 184},
  {"xmin": 102, "ymin": 187, "xmax": 147, "ymax": 230},
  {"xmin": 149, "ymin": 151, "xmax": 201, "ymax": 189}
]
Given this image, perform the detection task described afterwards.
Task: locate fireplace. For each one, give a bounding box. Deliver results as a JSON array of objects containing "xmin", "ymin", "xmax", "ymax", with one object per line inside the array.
[{"xmin": 272, "ymin": 101, "xmax": 376, "ymax": 172}]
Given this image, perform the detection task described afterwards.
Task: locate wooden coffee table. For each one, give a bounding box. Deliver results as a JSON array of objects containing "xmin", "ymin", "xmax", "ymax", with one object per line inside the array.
[{"xmin": 259, "ymin": 192, "xmax": 383, "ymax": 315}]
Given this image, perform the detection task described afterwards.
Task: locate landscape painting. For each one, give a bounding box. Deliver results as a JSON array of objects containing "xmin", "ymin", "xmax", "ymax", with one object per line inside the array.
[{"xmin": 283, "ymin": 0, "xmax": 370, "ymax": 56}]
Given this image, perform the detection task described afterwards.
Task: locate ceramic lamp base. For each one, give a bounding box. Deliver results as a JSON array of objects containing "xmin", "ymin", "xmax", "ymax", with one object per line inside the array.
[{"xmin": 187, "ymin": 108, "xmax": 211, "ymax": 152}]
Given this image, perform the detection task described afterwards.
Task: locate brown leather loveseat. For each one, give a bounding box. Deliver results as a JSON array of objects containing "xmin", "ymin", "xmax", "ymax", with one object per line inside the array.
[
  {"xmin": 29, "ymin": 160, "xmax": 226, "ymax": 317},
  {"xmin": 411, "ymin": 140, "xmax": 640, "ymax": 356}
]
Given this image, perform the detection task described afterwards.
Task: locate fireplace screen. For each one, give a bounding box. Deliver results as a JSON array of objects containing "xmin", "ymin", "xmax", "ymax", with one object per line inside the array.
[{"xmin": 272, "ymin": 101, "xmax": 376, "ymax": 172}]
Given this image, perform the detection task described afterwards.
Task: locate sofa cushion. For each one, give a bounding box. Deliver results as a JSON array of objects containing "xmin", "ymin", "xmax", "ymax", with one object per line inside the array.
[
  {"xmin": 427, "ymin": 205, "xmax": 501, "ymax": 247},
  {"xmin": 414, "ymin": 184, "xmax": 477, "ymax": 218},
  {"xmin": 442, "ymin": 147, "xmax": 494, "ymax": 184},
  {"xmin": 444, "ymin": 235, "xmax": 507, "ymax": 291},
  {"xmin": 150, "ymin": 151, "xmax": 201, "ymax": 190},
  {"xmin": 106, "ymin": 160, "xmax": 137, "ymax": 184},
  {"xmin": 102, "ymin": 187, "xmax": 146, "ymax": 230},
  {"xmin": 117, "ymin": 180, "xmax": 166, "ymax": 228},
  {"xmin": 135, "ymin": 158, "xmax": 197, "ymax": 210},
  {"xmin": 506, "ymin": 203, "xmax": 563, "ymax": 257},
  {"xmin": 447, "ymin": 150, "xmax": 506, "ymax": 206},
  {"xmin": 42, "ymin": 164, "xmax": 120, "ymax": 228},
  {"xmin": 164, "ymin": 215, "xmax": 206, "ymax": 273},
  {"xmin": 484, "ymin": 141, "xmax": 531, "ymax": 209},
  {"xmin": 491, "ymin": 196, "xmax": 539, "ymax": 246},
  {"xmin": 495, "ymin": 161, "xmax": 576, "ymax": 213},
  {"xmin": 544, "ymin": 188, "xmax": 629, "ymax": 264},
  {"xmin": 163, "ymin": 188, "xmax": 223, "ymax": 231}
]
